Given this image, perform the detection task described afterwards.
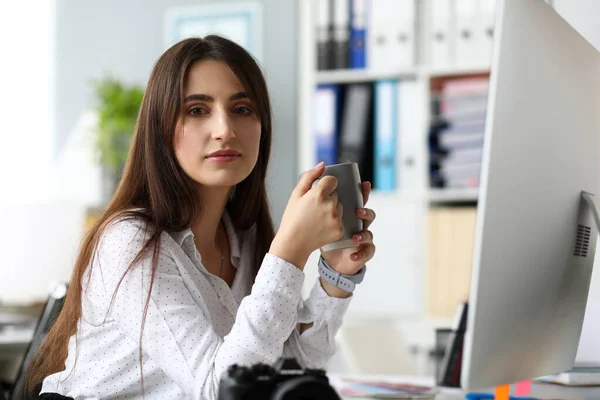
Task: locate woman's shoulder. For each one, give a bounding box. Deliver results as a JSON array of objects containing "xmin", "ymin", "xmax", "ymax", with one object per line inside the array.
[
  {"xmin": 90, "ymin": 212, "xmax": 168, "ymax": 284},
  {"xmin": 98, "ymin": 212, "xmax": 156, "ymax": 254},
  {"xmin": 104, "ymin": 212, "xmax": 150, "ymax": 236}
]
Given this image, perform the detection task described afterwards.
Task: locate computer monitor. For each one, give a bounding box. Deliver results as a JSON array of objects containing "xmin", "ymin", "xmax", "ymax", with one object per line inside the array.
[{"xmin": 461, "ymin": 0, "xmax": 600, "ymax": 391}]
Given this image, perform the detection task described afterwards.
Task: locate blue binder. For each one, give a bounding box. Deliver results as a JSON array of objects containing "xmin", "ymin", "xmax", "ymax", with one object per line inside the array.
[
  {"xmin": 314, "ymin": 84, "xmax": 340, "ymax": 166},
  {"xmin": 373, "ymin": 80, "xmax": 397, "ymax": 191},
  {"xmin": 349, "ymin": 0, "xmax": 367, "ymax": 69}
]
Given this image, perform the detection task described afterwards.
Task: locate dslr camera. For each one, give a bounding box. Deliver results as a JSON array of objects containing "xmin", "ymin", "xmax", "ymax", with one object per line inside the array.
[{"xmin": 218, "ymin": 358, "xmax": 341, "ymax": 400}]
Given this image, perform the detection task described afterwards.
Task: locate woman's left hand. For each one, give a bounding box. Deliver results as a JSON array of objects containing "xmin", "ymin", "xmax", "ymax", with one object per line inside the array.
[{"xmin": 320, "ymin": 181, "xmax": 376, "ymax": 276}]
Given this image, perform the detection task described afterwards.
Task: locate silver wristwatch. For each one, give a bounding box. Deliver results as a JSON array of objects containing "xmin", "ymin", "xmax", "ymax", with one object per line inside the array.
[{"xmin": 318, "ymin": 255, "xmax": 367, "ymax": 293}]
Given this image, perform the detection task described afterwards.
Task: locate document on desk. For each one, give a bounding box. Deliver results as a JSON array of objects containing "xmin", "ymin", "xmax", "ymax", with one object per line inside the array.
[{"xmin": 336, "ymin": 378, "xmax": 438, "ymax": 399}]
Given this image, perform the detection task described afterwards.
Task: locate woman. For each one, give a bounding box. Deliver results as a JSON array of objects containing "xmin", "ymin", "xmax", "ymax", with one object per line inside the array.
[{"xmin": 29, "ymin": 35, "xmax": 376, "ymax": 399}]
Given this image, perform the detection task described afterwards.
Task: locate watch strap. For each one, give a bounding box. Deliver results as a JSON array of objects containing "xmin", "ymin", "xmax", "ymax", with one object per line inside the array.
[{"xmin": 318, "ymin": 256, "xmax": 367, "ymax": 293}]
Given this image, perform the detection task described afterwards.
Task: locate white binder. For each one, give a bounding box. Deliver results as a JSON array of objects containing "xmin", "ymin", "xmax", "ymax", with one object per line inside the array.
[
  {"xmin": 429, "ymin": 0, "xmax": 454, "ymax": 67},
  {"xmin": 397, "ymin": 80, "xmax": 427, "ymax": 192},
  {"xmin": 368, "ymin": 0, "xmax": 416, "ymax": 71},
  {"xmin": 393, "ymin": 0, "xmax": 417, "ymax": 68},
  {"xmin": 367, "ymin": 0, "xmax": 391, "ymax": 72},
  {"xmin": 477, "ymin": 0, "xmax": 497, "ymax": 66},
  {"xmin": 454, "ymin": 0, "xmax": 479, "ymax": 66}
]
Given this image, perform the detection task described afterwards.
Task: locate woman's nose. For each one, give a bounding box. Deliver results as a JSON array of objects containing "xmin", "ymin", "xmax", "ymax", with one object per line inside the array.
[{"xmin": 211, "ymin": 110, "xmax": 236, "ymax": 141}]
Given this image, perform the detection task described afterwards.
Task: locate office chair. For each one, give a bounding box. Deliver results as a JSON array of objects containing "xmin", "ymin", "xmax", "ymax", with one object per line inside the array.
[{"xmin": 9, "ymin": 283, "xmax": 67, "ymax": 400}]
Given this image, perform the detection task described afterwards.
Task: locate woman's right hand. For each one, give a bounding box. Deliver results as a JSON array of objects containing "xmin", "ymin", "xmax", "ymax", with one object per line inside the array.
[{"xmin": 269, "ymin": 162, "xmax": 344, "ymax": 270}]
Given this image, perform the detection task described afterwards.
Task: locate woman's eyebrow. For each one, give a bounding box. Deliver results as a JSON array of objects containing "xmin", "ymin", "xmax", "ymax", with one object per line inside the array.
[
  {"xmin": 184, "ymin": 91, "xmax": 247, "ymax": 103},
  {"xmin": 230, "ymin": 91, "xmax": 248, "ymax": 100},
  {"xmin": 184, "ymin": 93, "xmax": 212, "ymax": 103}
]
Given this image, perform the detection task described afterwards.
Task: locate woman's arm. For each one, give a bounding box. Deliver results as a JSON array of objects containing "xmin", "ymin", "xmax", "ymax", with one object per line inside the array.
[
  {"xmin": 90, "ymin": 219, "xmax": 305, "ymax": 400},
  {"xmin": 282, "ymin": 278, "xmax": 352, "ymax": 369},
  {"xmin": 287, "ymin": 189, "xmax": 376, "ymax": 369},
  {"xmin": 297, "ymin": 279, "xmax": 349, "ymax": 333}
]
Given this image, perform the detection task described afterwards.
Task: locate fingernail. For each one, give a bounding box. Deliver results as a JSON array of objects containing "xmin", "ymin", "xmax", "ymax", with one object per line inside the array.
[
  {"xmin": 314, "ymin": 161, "xmax": 324, "ymax": 169},
  {"xmin": 351, "ymin": 253, "xmax": 359, "ymax": 261},
  {"xmin": 359, "ymin": 209, "xmax": 367, "ymax": 216},
  {"xmin": 354, "ymin": 234, "xmax": 362, "ymax": 242}
]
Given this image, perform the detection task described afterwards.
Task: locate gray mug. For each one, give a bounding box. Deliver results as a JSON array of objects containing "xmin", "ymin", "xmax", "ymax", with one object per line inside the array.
[{"xmin": 300, "ymin": 162, "xmax": 364, "ymax": 252}]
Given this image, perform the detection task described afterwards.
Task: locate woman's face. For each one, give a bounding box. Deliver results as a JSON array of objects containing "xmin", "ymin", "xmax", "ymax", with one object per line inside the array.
[{"xmin": 174, "ymin": 59, "xmax": 261, "ymax": 189}]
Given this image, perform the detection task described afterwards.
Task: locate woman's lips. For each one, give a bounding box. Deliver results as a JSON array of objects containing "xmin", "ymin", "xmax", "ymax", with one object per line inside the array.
[
  {"xmin": 206, "ymin": 154, "xmax": 241, "ymax": 163},
  {"xmin": 205, "ymin": 150, "xmax": 241, "ymax": 163}
]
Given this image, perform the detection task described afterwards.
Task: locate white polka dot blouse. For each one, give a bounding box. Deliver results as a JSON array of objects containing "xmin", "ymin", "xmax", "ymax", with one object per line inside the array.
[{"xmin": 40, "ymin": 211, "xmax": 352, "ymax": 399}]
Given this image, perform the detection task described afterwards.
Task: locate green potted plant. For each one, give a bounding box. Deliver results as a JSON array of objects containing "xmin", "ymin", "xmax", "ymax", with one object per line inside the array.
[{"xmin": 91, "ymin": 77, "xmax": 144, "ymax": 201}]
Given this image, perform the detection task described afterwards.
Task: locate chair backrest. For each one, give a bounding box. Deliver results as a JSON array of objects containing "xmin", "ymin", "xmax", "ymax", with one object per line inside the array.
[{"xmin": 10, "ymin": 283, "xmax": 67, "ymax": 400}]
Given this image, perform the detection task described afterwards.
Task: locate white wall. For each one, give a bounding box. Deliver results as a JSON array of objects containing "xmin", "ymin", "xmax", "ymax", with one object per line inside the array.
[
  {"xmin": 0, "ymin": 1, "xmax": 106, "ymax": 304},
  {"xmin": 0, "ymin": 1, "xmax": 54, "ymax": 205},
  {"xmin": 0, "ymin": 1, "xmax": 64, "ymax": 304}
]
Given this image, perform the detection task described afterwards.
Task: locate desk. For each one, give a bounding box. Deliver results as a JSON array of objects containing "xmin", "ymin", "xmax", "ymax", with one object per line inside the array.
[
  {"xmin": 0, "ymin": 327, "xmax": 33, "ymax": 346},
  {"xmin": 332, "ymin": 374, "xmax": 600, "ymax": 400},
  {"xmin": 0, "ymin": 311, "xmax": 36, "ymax": 349},
  {"xmin": 0, "ymin": 326, "xmax": 33, "ymax": 384}
]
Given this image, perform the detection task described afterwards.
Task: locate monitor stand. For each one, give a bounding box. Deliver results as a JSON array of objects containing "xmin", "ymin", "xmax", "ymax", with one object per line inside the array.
[
  {"xmin": 574, "ymin": 192, "xmax": 600, "ymax": 370},
  {"xmin": 581, "ymin": 192, "xmax": 600, "ymax": 234}
]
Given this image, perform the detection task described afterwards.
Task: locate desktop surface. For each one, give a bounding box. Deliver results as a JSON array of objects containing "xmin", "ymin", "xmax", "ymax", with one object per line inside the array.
[
  {"xmin": 0, "ymin": 312, "xmax": 35, "ymax": 384},
  {"xmin": 332, "ymin": 374, "xmax": 600, "ymax": 400}
]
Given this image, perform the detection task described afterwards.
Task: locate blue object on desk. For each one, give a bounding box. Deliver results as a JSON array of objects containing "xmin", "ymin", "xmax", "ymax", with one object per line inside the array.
[{"xmin": 466, "ymin": 393, "xmax": 537, "ymax": 400}]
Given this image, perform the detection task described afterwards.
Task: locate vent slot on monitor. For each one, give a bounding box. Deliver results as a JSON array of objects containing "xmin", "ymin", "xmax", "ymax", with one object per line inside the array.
[{"xmin": 574, "ymin": 224, "xmax": 591, "ymax": 258}]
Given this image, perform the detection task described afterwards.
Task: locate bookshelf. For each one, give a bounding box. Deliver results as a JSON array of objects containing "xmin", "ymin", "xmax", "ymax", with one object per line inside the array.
[
  {"xmin": 428, "ymin": 188, "xmax": 479, "ymax": 204},
  {"xmin": 424, "ymin": 65, "xmax": 491, "ymax": 78},
  {"xmin": 316, "ymin": 68, "xmax": 418, "ymax": 84},
  {"xmin": 315, "ymin": 65, "xmax": 491, "ymax": 85},
  {"xmin": 297, "ymin": 0, "xmax": 488, "ymax": 329}
]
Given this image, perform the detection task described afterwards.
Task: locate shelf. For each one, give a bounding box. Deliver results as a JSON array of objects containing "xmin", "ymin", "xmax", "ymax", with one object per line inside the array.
[
  {"xmin": 368, "ymin": 190, "xmax": 427, "ymax": 202},
  {"xmin": 315, "ymin": 68, "xmax": 418, "ymax": 84},
  {"xmin": 428, "ymin": 188, "xmax": 479, "ymax": 204},
  {"xmin": 314, "ymin": 65, "xmax": 490, "ymax": 85},
  {"xmin": 366, "ymin": 189, "xmax": 478, "ymax": 204},
  {"xmin": 424, "ymin": 65, "xmax": 491, "ymax": 78}
]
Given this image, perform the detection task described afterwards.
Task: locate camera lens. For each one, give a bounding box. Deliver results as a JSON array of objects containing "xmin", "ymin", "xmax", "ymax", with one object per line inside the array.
[{"xmin": 304, "ymin": 369, "xmax": 326, "ymax": 377}]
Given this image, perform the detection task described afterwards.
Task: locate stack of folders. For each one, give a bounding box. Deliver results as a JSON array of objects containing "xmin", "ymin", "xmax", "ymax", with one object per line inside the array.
[
  {"xmin": 314, "ymin": 0, "xmax": 417, "ymax": 71},
  {"xmin": 314, "ymin": 79, "xmax": 423, "ymax": 192},
  {"xmin": 429, "ymin": 77, "xmax": 489, "ymax": 189}
]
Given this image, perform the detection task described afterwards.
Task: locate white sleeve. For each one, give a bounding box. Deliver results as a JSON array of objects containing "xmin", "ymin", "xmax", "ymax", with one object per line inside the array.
[
  {"xmin": 89, "ymin": 219, "xmax": 305, "ymax": 400},
  {"xmin": 283, "ymin": 278, "xmax": 352, "ymax": 369}
]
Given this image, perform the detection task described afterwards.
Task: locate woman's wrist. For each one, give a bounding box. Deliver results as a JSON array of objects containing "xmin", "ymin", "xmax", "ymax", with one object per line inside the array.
[
  {"xmin": 319, "ymin": 277, "xmax": 352, "ymax": 299},
  {"xmin": 269, "ymin": 239, "xmax": 309, "ymax": 270}
]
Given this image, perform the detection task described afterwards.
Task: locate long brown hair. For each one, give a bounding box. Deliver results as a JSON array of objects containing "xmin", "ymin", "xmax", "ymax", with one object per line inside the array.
[{"xmin": 27, "ymin": 35, "xmax": 275, "ymax": 392}]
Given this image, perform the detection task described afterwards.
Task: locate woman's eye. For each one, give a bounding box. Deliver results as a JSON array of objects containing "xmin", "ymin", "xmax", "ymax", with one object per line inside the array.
[
  {"xmin": 234, "ymin": 106, "xmax": 253, "ymax": 116},
  {"xmin": 188, "ymin": 107, "xmax": 207, "ymax": 116}
]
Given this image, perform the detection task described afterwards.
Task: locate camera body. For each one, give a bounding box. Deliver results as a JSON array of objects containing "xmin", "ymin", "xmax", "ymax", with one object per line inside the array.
[{"xmin": 218, "ymin": 358, "xmax": 341, "ymax": 400}]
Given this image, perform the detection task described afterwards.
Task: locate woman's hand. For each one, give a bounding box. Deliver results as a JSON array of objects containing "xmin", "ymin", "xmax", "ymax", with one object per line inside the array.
[
  {"xmin": 270, "ymin": 162, "xmax": 344, "ymax": 270},
  {"xmin": 320, "ymin": 181, "xmax": 376, "ymax": 297}
]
